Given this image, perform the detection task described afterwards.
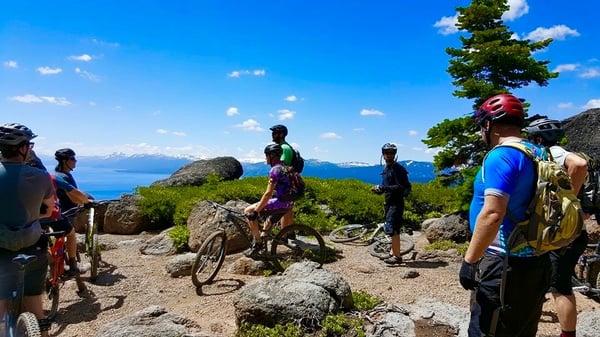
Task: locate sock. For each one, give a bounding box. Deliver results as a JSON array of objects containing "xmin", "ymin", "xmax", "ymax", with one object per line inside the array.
[{"xmin": 561, "ymin": 331, "xmax": 576, "ymax": 337}]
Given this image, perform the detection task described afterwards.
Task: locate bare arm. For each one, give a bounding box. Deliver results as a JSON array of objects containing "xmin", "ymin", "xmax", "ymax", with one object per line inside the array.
[
  {"xmin": 565, "ymin": 153, "xmax": 588, "ymax": 195},
  {"xmin": 40, "ymin": 196, "xmax": 55, "ymax": 218},
  {"xmin": 66, "ymin": 188, "xmax": 93, "ymax": 205},
  {"xmin": 464, "ymin": 195, "xmax": 508, "ymax": 263},
  {"xmin": 256, "ymin": 180, "xmax": 276, "ymax": 212}
]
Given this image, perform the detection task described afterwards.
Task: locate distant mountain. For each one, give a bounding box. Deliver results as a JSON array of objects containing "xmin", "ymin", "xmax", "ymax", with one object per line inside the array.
[{"xmin": 40, "ymin": 154, "xmax": 436, "ymax": 184}]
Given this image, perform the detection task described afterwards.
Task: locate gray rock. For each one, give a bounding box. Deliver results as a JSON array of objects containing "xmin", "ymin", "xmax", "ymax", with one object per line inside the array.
[
  {"xmin": 578, "ymin": 310, "xmax": 600, "ymax": 337},
  {"xmin": 234, "ymin": 262, "xmax": 352, "ymax": 327},
  {"xmin": 71, "ymin": 202, "xmax": 111, "ymax": 234},
  {"xmin": 412, "ymin": 298, "xmax": 469, "ymax": 337},
  {"xmin": 118, "ymin": 239, "xmax": 145, "ymax": 248},
  {"xmin": 425, "ymin": 214, "xmax": 470, "ymax": 243},
  {"xmin": 165, "ymin": 253, "xmax": 196, "ymax": 278},
  {"xmin": 104, "ymin": 195, "xmax": 146, "ymax": 235},
  {"xmin": 563, "ymin": 108, "xmax": 600, "ymax": 159},
  {"xmin": 368, "ymin": 311, "xmax": 415, "ymax": 337},
  {"xmin": 420, "ymin": 218, "xmax": 440, "ymax": 231},
  {"xmin": 140, "ymin": 230, "xmax": 177, "ymax": 256},
  {"xmin": 187, "ymin": 200, "xmax": 251, "ymax": 254},
  {"xmin": 227, "ymin": 257, "xmax": 269, "ymax": 276},
  {"xmin": 95, "ymin": 305, "xmax": 202, "ymax": 337},
  {"xmin": 400, "ymin": 269, "xmax": 419, "ymax": 279},
  {"xmin": 153, "ymin": 156, "xmax": 243, "ymax": 187}
]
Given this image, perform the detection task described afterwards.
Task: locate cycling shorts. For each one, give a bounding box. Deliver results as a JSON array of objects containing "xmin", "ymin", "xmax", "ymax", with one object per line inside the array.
[
  {"xmin": 548, "ymin": 231, "xmax": 588, "ymax": 295},
  {"xmin": 0, "ymin": 242, "xmax": 48, "ymax": 299}
]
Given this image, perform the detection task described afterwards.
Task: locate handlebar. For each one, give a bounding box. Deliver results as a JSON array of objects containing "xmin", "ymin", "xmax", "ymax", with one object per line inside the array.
[
  {"xmin": 61, "ymin": 200, "xmax": 118, "ymax": 217},
  {"xmin": 43, "ymin": 230, "xmax": 67, "ymax": 238},
  {"xmin": 207, "ymin": 200, "xmax": 245, "ymax": 216}
]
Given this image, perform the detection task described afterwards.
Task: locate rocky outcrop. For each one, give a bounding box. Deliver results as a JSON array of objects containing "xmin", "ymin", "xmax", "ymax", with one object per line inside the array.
[
  {"xmin": 563, "ymin": 109, "xmax": 600, "ymax": 159},
  {"xmin": 234, "ymin": 262, "xmax": 352, "ymax": 327},
  {"xmin": 227, "ymin": 257, "xmax": 269, "ymax": 276},
  {"xmin": 165, "ymin": 253, "xmax": 196, "ymax": 278},
  {"xmin": 187, "ymin": 200, "xmax": 251, "ymax": 254},
  {"xmin": 425, "ymin": 214, "xmax": 470, "ymax": 243},
  {"xmin": 94, "ymin": 305, "xmax": 209, "ymax": 337},
  {"xmin": 104, "ymin": 195, "xmax": 146, "ymax": 235},
  {"xmin": 71, "ymin": 202, "xmax": 110, "ymax": 234},
  {"xmin": 152, "ymin": 157, "xmax": 243, "ymax": 187},
  {"xmin": 140, "ymin": 229, "xmax": 177, "ymax": 256}
]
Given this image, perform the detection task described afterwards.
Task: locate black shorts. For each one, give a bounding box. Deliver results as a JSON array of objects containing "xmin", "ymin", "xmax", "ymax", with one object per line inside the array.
[
  {"xmin": 383, "ymin": 204, "xmax": 404, "ymax": 236},
  {"xmin": 43, "ymin": 217, "xmax": 73, "ymax": 234},
  {"xmin": 548, "ymin": 231, "xmax": 588, "ymax": 295},
  {"xmin": 469, "ymin": 253, "xmax": 551, "ymax": 337},
  {"xmin": 0, "ymin": 243, "xmax": 48, "ymax": 299},
  {"xmin": 259, "ymin": 208, "xmax": 290, "ymax": 225}
]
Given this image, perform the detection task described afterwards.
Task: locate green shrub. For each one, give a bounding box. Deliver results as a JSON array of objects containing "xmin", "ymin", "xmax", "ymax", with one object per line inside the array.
[
  {"xmin": 320, "ymin": 314, "xmax": 366, "ymax": 337},
  {"xmin": 236, "ymin": 323, "xmax": 303, "ymax": 337},
  {"xmin": 168, "ymin": 224, "xmax": 190, "ymax": 251},
  {"xmin": 351, "ymin": 290, "xmax": 382, "ymax": 311},
  {"xmin": 424, "ymin": 239, "xmax": 469, "ymax": 256}
]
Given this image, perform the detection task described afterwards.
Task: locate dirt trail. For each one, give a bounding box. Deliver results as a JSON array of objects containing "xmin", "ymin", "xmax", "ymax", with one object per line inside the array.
[{"xmin": 51, "ymin": 232, "xmax": 600, "ymax": 337}]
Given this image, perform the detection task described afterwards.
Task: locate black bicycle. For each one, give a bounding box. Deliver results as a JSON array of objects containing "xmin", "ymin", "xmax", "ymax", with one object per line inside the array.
[
  {"xmin": 191, "ymin": 201, "xmax": 326, "ymax": 288},
  {"xmin": 572, "ymin": 242, "xmax": 600, "ymax": 302}
]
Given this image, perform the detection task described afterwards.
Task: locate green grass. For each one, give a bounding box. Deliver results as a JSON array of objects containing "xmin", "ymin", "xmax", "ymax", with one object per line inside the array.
[
  {"xmin": 320, "ymin": 314, "xmax": 366, "ymax": 337},
  {"xmin": 351, "ymin": 290, "xmax": 382, "ymax": 311},
  {"xmin": 236, "ymin": 314, "xmax": 366, "ymax": 337},
  {"xmin": 236, "ymin": 323, "xmax": 304, "ymax": 337},
  {"xmin": 424, "ymin": 239, "xmax": 469, "ymax": 256}
]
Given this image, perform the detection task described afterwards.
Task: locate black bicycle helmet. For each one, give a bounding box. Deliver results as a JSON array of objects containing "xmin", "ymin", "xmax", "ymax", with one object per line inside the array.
[
  {"xmin": 524, "ymin": 117, "xmax": 564, "ymax": 145},
  {"xmin": 381, "ymin": 143, "xmax": 398, "ymax": 154},
  {"xmin": 55, "ymin": 148, "xmax": 76, "ymax": 161},
  {"xmin": 0, "ymin": 123, "xmax": 37, "ymax": 146},
  {"xmin": 269, "ymin": 124, "xmax": 288, "ymax": 137},
  {"xmin": 264, "ymin": 143, "xmax": 283, "ymax": 157}
]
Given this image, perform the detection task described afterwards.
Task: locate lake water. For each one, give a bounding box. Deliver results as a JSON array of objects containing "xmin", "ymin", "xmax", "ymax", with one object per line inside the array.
[{"xmin": 71, "ymin": 167, "xmax": 169, "ymax": 200}]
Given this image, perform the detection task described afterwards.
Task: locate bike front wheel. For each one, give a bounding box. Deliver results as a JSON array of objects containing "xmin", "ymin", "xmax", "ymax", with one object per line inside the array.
[
  {"xmin": 328, "ymin": 224, "xmax": 369, "ymax": 243},
  {"xmin": 271, "ymin": 224, "xmax": 326, "ymax": 272},
  {"xmin": 16, "ymin": 312, "xmax": 41, "ymax": 337},
  {"xmin": 88, "ymin": 208, "xmax": 101, "ymax": 282},
  {"xmin": 368, "ymin": 235, "xmax": 414, "ymax": 259},
  {"xmin": 191, "ymin": 231, "xmax": 227, "ymax": 288}
]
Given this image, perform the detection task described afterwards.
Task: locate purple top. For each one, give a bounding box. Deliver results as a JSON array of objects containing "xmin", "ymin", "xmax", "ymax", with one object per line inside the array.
[{"xmin": 269, "ymin": 164, "xmax": 291, "ymax": 199}]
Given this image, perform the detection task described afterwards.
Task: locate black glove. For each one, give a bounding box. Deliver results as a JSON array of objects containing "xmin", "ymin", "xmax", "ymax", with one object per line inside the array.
[
  {"xmin": 83, "ymin": 202, "xmax": 96, "ymax": 209},
  {"xmin": 459, "ymin": 260, "xmax": 479, "ymax": 290}
]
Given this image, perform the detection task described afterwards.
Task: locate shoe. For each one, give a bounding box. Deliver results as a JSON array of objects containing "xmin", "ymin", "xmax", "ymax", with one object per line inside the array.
[
  {"xmin": 383, "ymin": 255, "xmax": 403, "ymax": 265},
  {"xmin": 244, "ymin": 240, "xmax": 265, "ymax": 259}
]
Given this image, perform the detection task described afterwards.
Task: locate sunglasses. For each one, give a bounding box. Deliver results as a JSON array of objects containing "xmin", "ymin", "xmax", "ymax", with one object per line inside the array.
[{"xmin": 27, "ymin": 142, "xmax": 35, "ymax": 149}]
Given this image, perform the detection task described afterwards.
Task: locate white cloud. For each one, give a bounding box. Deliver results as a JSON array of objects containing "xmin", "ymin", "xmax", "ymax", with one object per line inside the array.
[
  {"xmin": 156, "ymin": 129, "xmax": 169, "ymax": 134},
  {"xmin": 313, "ymin": 146, "xmax": 328, "ymax": 154},
  {"xmin": 277, "ymin": 109, "xmax": 295, "ymax": 121},
  {"xmin": 502, "ymin": 0, "xmax": 529, "ymax": 21},
  {"xmin": 68, "ymin": 54, "xmax": 93, "ymax": 62},
  {"xmin": 360, "ymin": 108, "xmax": 385, "ymax": 117},
  {"xmin": 353, "ymin": 128, "xmax": 365, "ymax": 132},
  {"xmin": 36, "ymin": 66, "xmax": 62, "ymax": 75},
  {"xmin": 228, "ymin": 69, "xmax": 266, "ymax": 78},
  {"xmin": 172, "ymin": 131, "xmax": 187, "ymax": 137},
  {"xmin": 75, "ymin": 67, "xmax": 100, "ymax": 82},
  {"xmin": 580, "ymin": 68, "xmax": 600, "ymax": 79},
  {"xmin": 284, "ymin": 95, "xmax": 298, "ymax": 102},
  {"xmin": 3, "ymin": 60, "xmax": 18, "ymax": 69},
  {"xmin": 156, "ymin": 128, "xmax": 186, "ymax": 136},
  {"xmin": 9, "ymin": 94, "xmax": 71, "ymax": 106},
  {"xmin": 525, "ymin": 25, "xmax": 580, "ymax": 42},
  {"xmin": 583, "ymin": 99, "xmax": 600, "ymax": 110},
  {"xmin": 228, "ymin": 71, "xmax": 241, "ymax": 78},
  {"xmin": 411, "ymin": 147, "xmax": 424, "ymax": 152},
  {"xmin": 320, "ymin": 132, "xmax": 342, "ymax": 140},
  {"xmin": 89, "ymin": 101, "xmax": 97, "ymax": 106},
  {"xmin": 253, "ymin": 69, "xmax": 266, "ymax": 76},
  {"xmin": 434, "ymin": 14, "xmax": 459, "ymax": 35},
  {"xmin": 114, "ymin": 106, "xmax": 123, "ymax": 111},
  {"xmin": 226, "ymin": 106, "xmax": 239, "ymax": 116},
  {"xmin": 552, "ymin": 63, "xmax": 579, "ymax": 73},
  {"xmin": 557, "ymin": 102, "xmax": 574, "ymax": 109},
  {"xmin": 235, "ymin": 119, "xmax": 264, "ymax": 132},
  {"xmin": 408, "ymin": 130, "xmax": 419, "ymax": 137},
  {"xmin": 91, "ymin": 38, "xmax": 119, "ymax": 48}
]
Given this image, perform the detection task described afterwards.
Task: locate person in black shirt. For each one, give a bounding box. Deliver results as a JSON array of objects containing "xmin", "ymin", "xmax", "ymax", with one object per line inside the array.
[{"xmin": 371, "ymin": 143, "xmax": 411, "ymax": 265}]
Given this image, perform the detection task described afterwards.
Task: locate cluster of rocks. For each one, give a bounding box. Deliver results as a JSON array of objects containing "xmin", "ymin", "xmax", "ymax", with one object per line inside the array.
[{"xmin": 422, "ymin": 214, "xmax": 470, "ymax": 244}]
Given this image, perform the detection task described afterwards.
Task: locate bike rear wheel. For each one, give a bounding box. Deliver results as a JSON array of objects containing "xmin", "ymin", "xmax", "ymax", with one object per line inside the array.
[
  {"xmin": 328, "ymin": 224, "xmax": 369, "ymax": 243},
  {"xmin": 271, "ymin": 224, "xmax": 326, "ymax": 272},
  {"xmin": 43, "ymin": 281, "xmax": 60, "ymax": 321},
  {"xmin": 16, "ymin": 312, "xmax": 41, "ymax": 337},
  {"xmin": 368, "ymin": 235, "xmax": 414, "ymax": 259},
  {"xmin": 191, "ymin": 231, "xmax": 227, "ymax": 288}
]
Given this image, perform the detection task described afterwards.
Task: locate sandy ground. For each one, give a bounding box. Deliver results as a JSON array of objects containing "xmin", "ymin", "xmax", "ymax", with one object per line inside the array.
[{"xmin": 50, "ymin": 232, "xmax": 600, "ymax": 337}]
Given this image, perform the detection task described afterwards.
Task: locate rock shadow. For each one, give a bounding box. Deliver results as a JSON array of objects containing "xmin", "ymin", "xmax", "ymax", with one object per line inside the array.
[
  {"xmin": 51, "ymin": 293, "xmax": 125, "ymax": 336},
  {"xmin": 196, "ymin": 278, "xmax": 245, "ymax": 296}
]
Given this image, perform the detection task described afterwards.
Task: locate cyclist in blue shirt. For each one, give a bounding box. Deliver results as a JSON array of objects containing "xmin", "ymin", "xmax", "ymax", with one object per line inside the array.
[{"xmin": 460, "ymin": 94, "xmax": 551, "ymax": 337}]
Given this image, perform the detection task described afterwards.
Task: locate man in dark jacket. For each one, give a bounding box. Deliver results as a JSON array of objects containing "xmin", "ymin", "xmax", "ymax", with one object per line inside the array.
[{"xmin": 371, "ymin": 143, "xmax": 411, "ymax": 265}]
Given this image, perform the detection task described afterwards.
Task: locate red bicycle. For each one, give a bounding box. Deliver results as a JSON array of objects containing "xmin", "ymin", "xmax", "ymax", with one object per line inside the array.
[{"xmin": 44, "ymin": 207, "xmax": 87, "ymax": 321}]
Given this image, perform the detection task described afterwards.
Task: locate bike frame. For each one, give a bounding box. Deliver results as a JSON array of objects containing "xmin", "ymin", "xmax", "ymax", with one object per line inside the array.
[
  {"xmin": 47, "ymin": 237, "xmax": 66, "ymax": 288},
  {"xmin": 3, "ymin": 255, "xmax": 35, "ymax": 337}
]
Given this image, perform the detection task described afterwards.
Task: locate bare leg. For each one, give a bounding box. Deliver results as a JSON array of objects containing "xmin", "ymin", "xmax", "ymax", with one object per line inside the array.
[
  {"xmin": 281, "ymin": 210, "xmax": 294, "ymax": 229},
  {"xmin": 66, "ymin": 229, "xmax": 77, "ymax": 259},
  {"xmin": 391, "ymin": 234, "xmax": 401, "ymax": 257},
  {"xmin": 244, "ymin": 205, "xmax": 261, "ymax": 241},
  {"xmin": 552, "ymin": 293, "xmax": 577, "ymax": 332}
]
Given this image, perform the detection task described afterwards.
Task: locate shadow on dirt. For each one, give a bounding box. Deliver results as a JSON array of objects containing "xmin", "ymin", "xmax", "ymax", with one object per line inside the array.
[
  {"xmin": 196, "ymin": 278, "xmax": 245, "ymax": 297},
  {"xmin": 51, "ymin": 292, "xmax": 125, "ymax": 336}
]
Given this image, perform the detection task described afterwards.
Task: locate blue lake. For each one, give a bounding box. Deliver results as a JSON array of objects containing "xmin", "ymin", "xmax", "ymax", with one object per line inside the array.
[{"xmin": 69, "ymin": 167, "xmax": 169, "ymax": 200}]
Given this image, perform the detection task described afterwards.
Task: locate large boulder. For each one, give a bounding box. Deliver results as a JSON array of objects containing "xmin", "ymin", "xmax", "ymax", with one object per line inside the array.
[
  {"xmin": 140, "ymin": 229, "xmax": 177, "ymax": 256},
  {"xmin": 188, "ymin": 200, "xmax": 251, "ymax": 254},
  {"xmin": 425, "ymin": 214, "xmax": 470, "ymax": 244},
  {"xmin": 152, "ymin": 157, "xmax": 243, "ymax": 187},
  {"xmin": 95, "ymin": 305, "xmax": 208, "ymax": 337},
  {"xmin": 165, "ymin": 253, "xmax": 196, "ymax": 278},
  {"xmin": 104, "ymin": 195, "xmax": 146, "ymax": 235},
  {"xmin": 71, "ymin": 202, "xmax": 110, "ymax": 234},
  {"xmin": 563, "ymin": 109, "xmax": 600, "ymax": 159},
  {"xmin": 234, "ymin": 262, "xmax": 352, "ymax": 327}
]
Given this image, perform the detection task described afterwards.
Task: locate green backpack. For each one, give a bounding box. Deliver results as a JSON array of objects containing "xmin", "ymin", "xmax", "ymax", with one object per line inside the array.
[{"xmin": 496, "ymin": 142, "xmax": 584, "ymax": 254}]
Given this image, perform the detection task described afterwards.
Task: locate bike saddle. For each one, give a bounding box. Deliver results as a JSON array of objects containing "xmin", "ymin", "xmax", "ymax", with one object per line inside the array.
[{"xmin": 12, "ymin": 254, "xmax": 37, "ymax": 267}]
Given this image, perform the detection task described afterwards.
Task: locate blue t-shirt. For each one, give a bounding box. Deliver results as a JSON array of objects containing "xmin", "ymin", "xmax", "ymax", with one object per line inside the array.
[
  {"xmin": 469, "ymin": 141, "xmax": 545, "ymax": 257},
  {"xmin": 54, "ymin": 171, "xmax": 78, "ymax": 212}
]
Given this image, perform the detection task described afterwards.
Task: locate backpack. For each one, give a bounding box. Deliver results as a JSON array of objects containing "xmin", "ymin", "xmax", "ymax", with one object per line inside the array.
[
  {"xmin": 282, "ymin": 167, "xmax": 305, "ymax": 201},
  {"xmin": 290, "ymin": 148, "xmax": 305, "ymax": 174},
  {"xmin": 575, "ymin": 152, "xmax": 600, "ymax": 214},
  {"xmin": 493, "ymin": 142, "xmax": 583, "ymax": 255}
]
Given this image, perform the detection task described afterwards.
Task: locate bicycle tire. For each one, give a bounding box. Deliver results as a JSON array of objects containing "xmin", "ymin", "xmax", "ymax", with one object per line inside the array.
[
  {"xmin": 368, "ymin": 235, "xmax": 414, "ymax": 259},
  {"xmin": 191, "ymin": 231, "xmax": 227, "ymax": 288},
  {"xmin": 44, "ymin": 282, "xmax": 60, "ymax": 321},
  {"xmin": 88, "ymin": 208, "xmax": 100, "ymax": 282},
  {"xmin": 271, "ymin": 224, "xmax": 326, "ymax": 272},
  {"xmin": 328, "ymin": 224, "xmax": 369, "ymax": 243},
  {"xmin": 16, "ymin": 312, "xmax": 41, "ymax": 337}
]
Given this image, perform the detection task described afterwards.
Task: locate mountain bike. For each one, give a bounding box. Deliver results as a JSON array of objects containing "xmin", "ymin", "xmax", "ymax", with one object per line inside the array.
[
  {"xmin": 191, "ymin": 201, "xmax": 326, "ymax": 288},
  {"xmin": 572, "ymin": 242, "xmax": 600, "ymax": 303},
  {"xmin": 1, "ymin": 255, "xmax": 42, "ymax": 337},
  {"xmin": 328, "ymin": 222, "xmax": 414, "ymax": 259}
]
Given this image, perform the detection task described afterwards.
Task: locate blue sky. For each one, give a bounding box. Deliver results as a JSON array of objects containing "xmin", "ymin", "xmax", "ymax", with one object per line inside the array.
[{"xmin": 1, "ymin": 0, "xmax": 599, "ymax": 164}]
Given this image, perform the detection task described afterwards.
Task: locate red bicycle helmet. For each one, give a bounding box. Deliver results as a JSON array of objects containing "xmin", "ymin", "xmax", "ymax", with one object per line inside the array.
[{"xmin": 474, "ymin": 94, "xmax": 525, "ymax": 126}]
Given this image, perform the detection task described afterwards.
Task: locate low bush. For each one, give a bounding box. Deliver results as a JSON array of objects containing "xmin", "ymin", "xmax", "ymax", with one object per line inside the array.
[
  {"xmin": 424, "ymin": 239, "xmax": 469, "ymax": 256},
  {"xmin": 168, "ymin": 224, "xmax": 190, "ymax": 251},
  {"xmin": 236, "ymin": 323, "xmax": 303, "ymax": 337},
  {"xmin": 351, "ymin": 290, "xmax": 382, "ymax": 311},
  {"xmin": 320, "ymin": 314, "xmax": 365, "ymax": 337}
]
